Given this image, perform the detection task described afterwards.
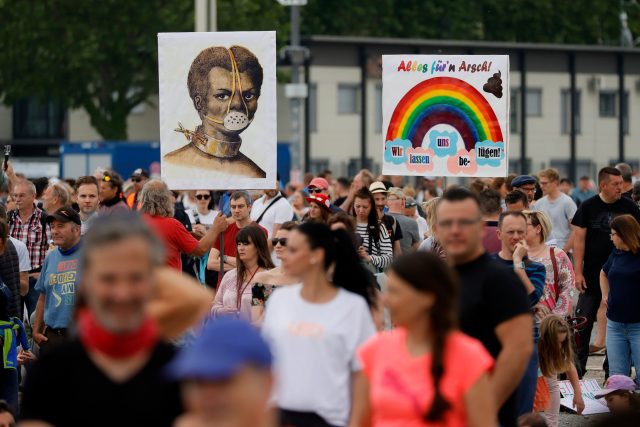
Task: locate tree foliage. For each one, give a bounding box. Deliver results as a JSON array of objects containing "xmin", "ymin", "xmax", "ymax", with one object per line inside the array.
[
  {"xmin": 0, "ymin": 0, "xmax": 192, "ymax": 140},
  {"xmin": 0, "ymin": 0, "xmax": 637, "ymax": 140}
]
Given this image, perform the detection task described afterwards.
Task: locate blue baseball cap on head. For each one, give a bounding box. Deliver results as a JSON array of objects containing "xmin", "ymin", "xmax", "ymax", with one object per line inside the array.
[
  {"xmin": 511, "ymin": 175, "xmax": 537, "ymax": 188},
  {"xmin": 165, "ymin": 317, "xmax": 272, "ymax": 381}
]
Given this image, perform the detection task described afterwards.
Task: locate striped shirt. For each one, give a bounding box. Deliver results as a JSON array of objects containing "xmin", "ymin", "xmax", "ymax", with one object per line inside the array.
[
  {"xmin": 9, "ymin": 207, "xmax": 50, "ymax": 270},
  {"xmin": 356, "ymin": 223, "xmax": 393, "ymax": 271}
]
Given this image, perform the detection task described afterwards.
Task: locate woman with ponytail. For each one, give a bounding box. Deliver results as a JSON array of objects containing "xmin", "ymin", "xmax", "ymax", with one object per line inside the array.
[
  {"xmin": 262, "ymin": 222, "xmax": 377, "ymax": 427},
  {"xmin": 353, "ymin": 252, "xmax": 497, "ymax": 427}
]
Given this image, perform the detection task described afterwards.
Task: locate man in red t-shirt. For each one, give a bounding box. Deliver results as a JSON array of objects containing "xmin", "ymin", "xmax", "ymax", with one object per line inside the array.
[
  {"xmin": 140, "ymin": 180, "xmax": 227, "ymax": 270},
  {"xmin": 207, "ymin": 191, "xmax": 267, "ymax": 278}
]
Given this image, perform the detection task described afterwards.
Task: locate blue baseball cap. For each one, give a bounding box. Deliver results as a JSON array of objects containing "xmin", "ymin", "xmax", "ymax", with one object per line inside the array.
[
  {"xmin": 165, "ymin": 317, "xmax": 272, "ymax": 381},
  {"xmin": 511, "ymin": 175, "xmax": 537, "ymax": 188}
]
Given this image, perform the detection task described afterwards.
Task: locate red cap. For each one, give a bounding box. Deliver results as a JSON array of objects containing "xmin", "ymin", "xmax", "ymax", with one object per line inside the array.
[
  {"xmin": 306, "ymin": 193, "xmax": 332, "ymax": 212},
  {"xmin": 308, "ymin": 177, "xmax": 329, "ymax": 190}
]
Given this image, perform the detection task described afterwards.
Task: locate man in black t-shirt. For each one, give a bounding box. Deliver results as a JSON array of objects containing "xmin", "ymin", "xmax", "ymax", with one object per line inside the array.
[
  {"xmin": 572, "ymin": 166, "xmax": 640, "ymax": 376},
  {"xmin": 435, "ymin": 188, "xmax": 532, "ymax": 427},
  {"xmin": 21, "ymin": 215, "xmax": 183, "ymax": 427}
]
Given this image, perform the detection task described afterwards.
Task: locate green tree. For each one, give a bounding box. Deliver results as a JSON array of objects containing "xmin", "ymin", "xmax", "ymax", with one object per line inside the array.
[{"xmin": 0, "ymin": 0, "xmax": 193, "ymax": 140}]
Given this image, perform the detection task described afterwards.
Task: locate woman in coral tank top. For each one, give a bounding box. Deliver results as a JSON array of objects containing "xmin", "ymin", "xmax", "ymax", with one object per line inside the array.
[{"xmin": 352, "ymin": 252, "xmax": 497, "ymax": 427}]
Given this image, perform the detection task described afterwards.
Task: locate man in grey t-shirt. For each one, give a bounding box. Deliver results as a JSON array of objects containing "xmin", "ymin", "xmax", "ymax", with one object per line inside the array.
[
  {"xmin": 534, "ymin": 168, "xmax": 577, "ymax": 251},
  {"xmin": 386, "ymin": 187, "xmax": 421, "ymax": 253}
]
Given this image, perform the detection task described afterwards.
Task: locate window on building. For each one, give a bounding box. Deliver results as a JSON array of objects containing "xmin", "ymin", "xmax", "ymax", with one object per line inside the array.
[
  {"xmin": 599, "ymin": 91, "xmax": 629, "ymax": 134},
  {"xmin": 599, "ymin": 91, "xmax": 617, "ymax": 117},
  {"xmin": 13, "ymin": 97, "xmax": 65, "ymax": 139},
  {"xmin": 348, "ymin": 158, "xmax": 373, "ymax": 177},
  {"xmin": 308, "ymin": 83, "xmax": 317, "ymax": 133},
  {"xmin": 374, "ymin": 84, "xmax": 382, "ymax": 133},
  {"xmin": 510, "ymin": 88, "xmax": 542, "ymax": 132},
  {"xmin": 338, "ymin": 84, "xmax": 360, "ymax": 114},
  {"xmin": 526, "ymin": 88, "xmax": 542, "ymax": 117},
  {"xmin": 550, "ymin": 159, "xmax": 594, "ymax": 180},
  {"xmin": 309, "ymin": 158, "xmax": 329, "ymax": 175},
  {"xmin": 561, "ymin": 89, "xmax": 581, "ymax": 135},
  {"xmin": 509, "ymin": 158, "xmax": 532, "ymax": 175},
  {"xmin": 510, "ymin": 89, "xmax": 519, "ymax": 133}
]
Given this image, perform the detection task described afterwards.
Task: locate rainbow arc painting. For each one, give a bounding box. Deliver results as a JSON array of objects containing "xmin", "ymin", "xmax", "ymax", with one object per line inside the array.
[{"xmin": 382, "ymin": 55, "xmax": 509, "ymax": 177}]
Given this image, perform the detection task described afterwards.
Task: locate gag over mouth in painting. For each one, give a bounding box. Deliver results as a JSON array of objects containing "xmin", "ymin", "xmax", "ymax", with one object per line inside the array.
[{"xmin": 163, "ymin": 45, "xmax": 266, "ymax": 178}]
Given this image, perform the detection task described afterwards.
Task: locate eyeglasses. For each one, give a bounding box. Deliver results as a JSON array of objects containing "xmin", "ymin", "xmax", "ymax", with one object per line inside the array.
[
  {"xmin": 131, "ymin": 178, "xmax": 142, "ymax": 183},
  {"xmin": 196, "ymin": 194, "xmax": 211, "ymax": 200},
  {"xmin": 271, "ymin": 238, "xmax": 287, "ymax": 247},
  {"xmin": 308, "ymin": 188, "xmax": 323, "ymax": 194},
  {"xmin": 437, "ymin": 218, "xmax": 481, "ymax": 230}
]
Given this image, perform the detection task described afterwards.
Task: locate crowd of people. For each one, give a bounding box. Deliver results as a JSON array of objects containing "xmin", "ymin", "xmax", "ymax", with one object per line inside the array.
[{"xmin": 0, "ymin": 161, "xmax": 638, "ymax": 427}]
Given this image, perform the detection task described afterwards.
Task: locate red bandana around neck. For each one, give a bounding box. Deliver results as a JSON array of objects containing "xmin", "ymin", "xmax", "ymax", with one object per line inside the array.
[{"xmin": 78, "ymin": 309, "xmax": 158, "ymax": 359}]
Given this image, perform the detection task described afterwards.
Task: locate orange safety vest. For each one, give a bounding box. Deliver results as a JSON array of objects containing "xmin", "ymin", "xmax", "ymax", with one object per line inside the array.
[{"xmin": 126, "ymin": 192, "xmax": 139, "ymax": 210}]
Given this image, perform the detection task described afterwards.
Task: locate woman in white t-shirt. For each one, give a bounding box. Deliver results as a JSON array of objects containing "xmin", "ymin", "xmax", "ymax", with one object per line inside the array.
[
  {"xmin": 262, "ymin": 222, "xmax": 378, "ymax": 427},
  {"xmin": 186, "ymin": 190, "xmax": 219, "ymax": 235}
]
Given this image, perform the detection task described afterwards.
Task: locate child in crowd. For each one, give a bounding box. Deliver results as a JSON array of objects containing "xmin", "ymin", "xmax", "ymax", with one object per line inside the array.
[
  {"xmin": 537, "ymin": 315, "xmax": 584, "ymax": 426},
  {"xmin": 0, "ymin": 281, "xmax": 34, "ymax": 412},
  {"xmin": 594, "ymin": 375, "xmax": 640, "ymax": 414}
]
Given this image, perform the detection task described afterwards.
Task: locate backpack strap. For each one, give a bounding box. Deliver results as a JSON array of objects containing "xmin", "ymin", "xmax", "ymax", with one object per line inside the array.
[{"xmin": 255, "ymin": 195, "xmax": 282, "ymax": 224}]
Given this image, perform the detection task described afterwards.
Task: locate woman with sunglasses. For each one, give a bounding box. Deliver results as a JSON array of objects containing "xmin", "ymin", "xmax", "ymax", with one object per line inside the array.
[
  {"xmin": 251, "ymin": 221, "xmax": 299, "ymax": 326},
  {"xmin": 186, "ymin": 190, "xmax": 218, "ymax": 237},
  {"xmin": 212, "ymin": 225, "xmax": 274, "ymax": 320},
  {"xmin": 522, "ymin": 210, "xmax": 575, "ymax": 320},
  {"xmin": 262, "ymin": 222, "xmax": 378, "ymax": 427}
]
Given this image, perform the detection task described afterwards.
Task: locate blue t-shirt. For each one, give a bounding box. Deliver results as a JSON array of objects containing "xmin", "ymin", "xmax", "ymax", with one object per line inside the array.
[
  {"xmin": 35, "ymin": 243, "xmax": 81, "ymax": 329},
  {"xmin": 603, "ymin": 249, "xmax": 640, "ymax": 323}
]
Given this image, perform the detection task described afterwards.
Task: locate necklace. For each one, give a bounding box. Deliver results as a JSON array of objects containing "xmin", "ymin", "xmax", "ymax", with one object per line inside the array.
[
  {"xmin": 528, "ymin": 245, "xmax": 548, "ymax": 259},
  {"xmin": 236, "ymin": 266, "xmax": 260, "ymax": 310}
]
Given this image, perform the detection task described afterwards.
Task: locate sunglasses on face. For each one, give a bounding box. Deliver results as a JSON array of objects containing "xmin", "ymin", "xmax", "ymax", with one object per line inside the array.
[
  {"xmin": 131, "ymin": 178, "xmax": 142, "ymax": 183},
  {"xmin": 271, "ymin": 238, "xmax": 287, "ymax": 247},
  {"xmin": 196, "ymin": 194, "xmax": 211, "ymax": 200},
  {"xmin": 308, "ymin": 188, "xmax": 323, "ymax": 194}
]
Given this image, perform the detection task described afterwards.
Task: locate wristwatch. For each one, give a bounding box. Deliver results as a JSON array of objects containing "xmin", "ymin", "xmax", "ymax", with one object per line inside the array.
[{"xmin": 514, "ymin": 261, "xmax": 526, "ymax": 270}]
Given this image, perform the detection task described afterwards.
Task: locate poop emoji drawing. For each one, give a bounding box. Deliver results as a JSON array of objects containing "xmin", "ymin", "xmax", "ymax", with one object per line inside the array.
[{"xmin": 483, "ymin": 71, "xmax": 503, "ymax": 98}]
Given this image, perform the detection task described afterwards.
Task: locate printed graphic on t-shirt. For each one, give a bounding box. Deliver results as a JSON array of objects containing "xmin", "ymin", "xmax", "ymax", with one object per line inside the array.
[
  {"xmin": 48, "ymin": 259, "xmax": 78, "ymax": 308},
  {"xmin": 288, "ymin": 321, "xmax": 325, "ymax": 339},
  {"xmin": 589, "ymin": 211, "xmax": 616, "ymax": 234}
]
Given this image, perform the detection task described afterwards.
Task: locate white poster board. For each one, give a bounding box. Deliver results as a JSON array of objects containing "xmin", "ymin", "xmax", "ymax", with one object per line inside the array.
[
  {"xmin": 559, "ymin": 379, "xmax": 609, "ymax": 415},
  {"xmin": 382, "ymin": 55, "xmax": 509, "ymax": 177},
  {"xmin": 159, "ymin": 31, "xmax": 277, "ymax": 190}
]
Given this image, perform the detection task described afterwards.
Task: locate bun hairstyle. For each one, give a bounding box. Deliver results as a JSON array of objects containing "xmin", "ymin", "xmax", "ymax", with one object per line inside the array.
[
  {"xmin": 295, "ymin": 222, "xmax": 377, "ymax": 308},
  {"xmin": 388, "ymin": 251, "xmax": 459, "ymax": 421}
]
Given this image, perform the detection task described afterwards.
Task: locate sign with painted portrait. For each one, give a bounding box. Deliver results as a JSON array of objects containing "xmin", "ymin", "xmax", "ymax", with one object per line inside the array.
[
  {"xmin": 382, "ymin": 55, "xmax": 509, "ymax": 177},
  {"xmin": 159, "ymin": 31, "xmax": 277, "ymax": 189}
]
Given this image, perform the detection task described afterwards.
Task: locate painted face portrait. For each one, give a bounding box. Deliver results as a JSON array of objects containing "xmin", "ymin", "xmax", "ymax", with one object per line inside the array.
[
  {"xmin": 160, "ymin": 32, "xmax": 276, "ymax": 187},
  {"xmin": 180, "ymin": 45, "xmax": 263, "ymax": 158}
]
